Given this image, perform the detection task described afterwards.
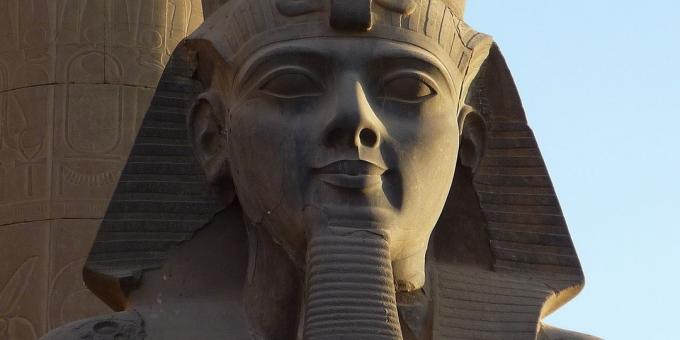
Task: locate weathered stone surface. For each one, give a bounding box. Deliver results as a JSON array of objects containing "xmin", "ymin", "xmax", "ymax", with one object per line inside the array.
[
  {"xmin": 50, "ymin": 0, "xmax": 594, "ymax": 339},
  {"xmin": 0, "ymin": 219, "xmax": 112, "ymax": 339},
  {"xmin": 50, "ymin": 83, "xmax": 151, "ymax": 220},
  {"xmin": 0, "ymin": 221, "xmax": 50, "ymax": 340},
  {"xmin": 0, "ymin": 0, "xmax": 203, "ymax": 223},
  {"xmin": 0, "ymin": 85, "xmax": 53, "ymax": 225},
  {"xmin": 201, "ymin": 0, "xmax": 229, "ymax": 17},
  {"xmin": 0, "ymin": 0, "xmax": 598, "ymax": 339},
  {"xmin": 0, "ymin": 1, "xmax": 204, "ymax": 338},
  {"xmin": 41, "ymin": 311, "xmax": 145, "ymax": 340},
  {"xmin": 48, "ymin": 220, "xmax": 111, "ymax": 331}
]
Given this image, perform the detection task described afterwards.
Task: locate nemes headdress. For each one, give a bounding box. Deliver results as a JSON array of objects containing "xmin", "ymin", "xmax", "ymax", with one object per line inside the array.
[
  {"xmin": 85, "ymin": 0, "xmax": 585, "ymax": 337},
  {"xmin": 192, "ymin": 0, "xmax": 489, "ymax": 106}
]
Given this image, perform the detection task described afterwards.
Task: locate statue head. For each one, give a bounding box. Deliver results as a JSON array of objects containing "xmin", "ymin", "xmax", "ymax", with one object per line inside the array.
[
  {"xmin": 83, "ymin": 1, "xmax": 587, "ymax": 339},
  {"xmin": 187, "ymin": 0, "xmax": 491, "ymax": 292}
]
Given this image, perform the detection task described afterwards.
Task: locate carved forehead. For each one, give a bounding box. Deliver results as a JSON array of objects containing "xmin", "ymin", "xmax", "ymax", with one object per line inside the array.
[{"xmin": 233, "ymin": 38, "xmax": 455, "ymax": 86}]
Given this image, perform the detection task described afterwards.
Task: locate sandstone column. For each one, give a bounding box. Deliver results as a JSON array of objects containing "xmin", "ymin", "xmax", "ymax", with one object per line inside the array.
[{"xmin": 0, "ymin": 1, "xmax": 203, "ymax": 338}]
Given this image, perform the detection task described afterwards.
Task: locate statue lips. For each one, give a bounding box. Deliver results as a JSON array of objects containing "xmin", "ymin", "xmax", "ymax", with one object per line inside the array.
[{"xmin": 315, "ymin": 160, "xmax": 386, "ymax": 191}]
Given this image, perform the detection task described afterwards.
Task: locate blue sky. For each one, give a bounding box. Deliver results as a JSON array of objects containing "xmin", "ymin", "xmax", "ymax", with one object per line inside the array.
[{"xmin": 465, "ymin": 1, "xmax": 680, "ymax": 339}]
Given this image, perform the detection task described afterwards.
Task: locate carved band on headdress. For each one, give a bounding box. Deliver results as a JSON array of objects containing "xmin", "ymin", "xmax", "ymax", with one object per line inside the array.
[
  {"xmin": 206, "ymin": 0, "xmax": 465, "ymax": 19},
  {"xmin": 274, "ymin": 0, "xmax": 427, "ymax": 31},
  {"xmin": 193, "ymin": 0, "xmax": 485, "ymax": 78}
]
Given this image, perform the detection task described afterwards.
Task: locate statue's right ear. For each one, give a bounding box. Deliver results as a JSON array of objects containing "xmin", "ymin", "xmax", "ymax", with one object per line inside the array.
[
  {"xmin": 189, "ymin": 91, "xmax": 235, "ymax": 203},
  {"xmin": 458, "ymin": 105, "xmax": 486, "ymax": 173}
]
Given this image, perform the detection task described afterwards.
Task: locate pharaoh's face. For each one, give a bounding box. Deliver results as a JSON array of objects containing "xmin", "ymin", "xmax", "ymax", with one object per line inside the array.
[{"xmin": 225, "ymin": 38, "xmax": 460, "ymax": 261}]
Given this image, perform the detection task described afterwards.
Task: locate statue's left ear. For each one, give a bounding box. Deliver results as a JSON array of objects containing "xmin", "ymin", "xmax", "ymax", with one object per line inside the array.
[{"xmin": 458, "ymin": 106, "xmax": 486, "ymax": 172}]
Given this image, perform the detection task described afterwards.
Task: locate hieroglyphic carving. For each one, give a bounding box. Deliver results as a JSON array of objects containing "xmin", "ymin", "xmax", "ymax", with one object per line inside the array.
[
  {"xmin": 15, "ymin": 0, "xmax": 53, "ymax": 89},
  {"xmin": 52, "ymin": 83, "xmax": 145, "ymax": 219},
  {"xmin": 107, "ymin": 0, "xmax": 203, "ymax": 86},
  {"xmin": 0, "ymin": 2, "xmax": 17, "ymax": 54},
  {"xmin": 0, "ymin": 86, "xmax": 52, "ymax": 225},
  {"xmin": 0, "ymin": 221, "xmax": 49, "ymax": 339},
  {"xmin": 0, "ymin": 1, "xmax": 204, "ymax": 337},
  {"xmin": 6, "ymin": 89, "xmax": 48, "ymax": 163},
  {"xmin": 56, "ymin": 0, "xmax": 106, "ymax": 45},
  {"xmin": 52, "ymin": 0, "xmax": 204, "ymax": 220},
  {"xmin": 65, "ymin": 83, "xmax": 123, "ymax": 156},
  {"xmin": 0, "ymin": 258, "xmax": 39, "ymax": 340},
  {"xmin": 48, "ymin": 220, "xmax": 111, "ymax": 330}
]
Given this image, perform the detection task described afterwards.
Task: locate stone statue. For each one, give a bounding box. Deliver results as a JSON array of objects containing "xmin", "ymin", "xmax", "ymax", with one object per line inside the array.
[{"xmin": 43, "ymin": 0, "xmax": 599, "ymax": 339}]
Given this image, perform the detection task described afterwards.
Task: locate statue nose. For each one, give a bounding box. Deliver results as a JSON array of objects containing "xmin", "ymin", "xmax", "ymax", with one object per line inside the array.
[
  {"xmin": 358, "ymin": 128, "xmax": 378, "ymax": 148},
  {"xmin": 324, "ymin": 80, "xmax": 381, "ymax": 149}
]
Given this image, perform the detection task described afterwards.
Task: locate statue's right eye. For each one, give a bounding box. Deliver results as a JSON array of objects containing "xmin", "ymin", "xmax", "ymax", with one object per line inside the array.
[{"xmin": 259, "ymin": 70, "xmax": 324, "ymax": 99}]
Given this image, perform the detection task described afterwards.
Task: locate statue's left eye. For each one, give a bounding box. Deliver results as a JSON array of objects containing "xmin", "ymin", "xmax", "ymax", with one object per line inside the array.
[
  {"xmin": 260, "ymin": 72, "xmax": 324, "ymax": 99},
  {"xmin": 379, "ymin": 75, "xmax": 437, "ymax": 103}
]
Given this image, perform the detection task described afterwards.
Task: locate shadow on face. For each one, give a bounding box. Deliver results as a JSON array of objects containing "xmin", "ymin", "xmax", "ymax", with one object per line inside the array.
[{"xmin": 190, "ymin": 37, "xmax": 486, "ymax": 266}]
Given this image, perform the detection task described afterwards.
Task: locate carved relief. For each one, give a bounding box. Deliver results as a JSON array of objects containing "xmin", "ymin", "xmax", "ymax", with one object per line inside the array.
[
  {"xmin": 0, "ymin": 2, "xmax": 17, "ymax": 53},
  {"xmin": 0, "ymin": 221, "xmax": 49, "ymax": 339},
  {"xmin": 0, "ymin": 86, "xmax": 51, "ymax": 225},
  {"xmin": 0, "ymin": 258, "xmax": 39, "ymax": 340},
  {"xmin": 6, "ymin": 88, "xmax": 48, "ymax": 162},
  {"xmin": 48, "ymin": 220, "xmax": 111, "ymax": 330},
  {"xmin": 56, "ymin": 0, "xmax": 106, "ymax": 45},
  {"xmin": 0, "ymin": 1, "xmax": 204, "ymax": 338},
  {"xmin": 63, "ymin": 51, "xmax": 124, "ymax": 156},
  {"xmin": 16, "ymin": 0, "xmax": 51, "ymax": 65},
  {"xmin": 107, "ymin": 0, "xmax": 203, "ymax": 86},
  {"xmin": 52, "ymin": 83, "xmax": 146, "ymax": 219},
  {"xmin": 65, "ymin": 84, "xmax": 123, "ymax": 155},
  {"xmin": 51, "ymin": 1, "xmax": 204, "ymax": 220}
]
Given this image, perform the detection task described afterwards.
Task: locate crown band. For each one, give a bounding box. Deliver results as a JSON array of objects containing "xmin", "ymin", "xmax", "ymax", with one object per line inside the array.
[{"xmin": 192, "ymin": 0, "xmax": 488, "ymax": 76}]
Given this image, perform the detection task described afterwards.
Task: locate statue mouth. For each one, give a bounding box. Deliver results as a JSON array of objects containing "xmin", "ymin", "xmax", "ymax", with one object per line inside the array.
[{"xmin": 315, "ymin": 160, "xmax": 386, "ymax": 190}]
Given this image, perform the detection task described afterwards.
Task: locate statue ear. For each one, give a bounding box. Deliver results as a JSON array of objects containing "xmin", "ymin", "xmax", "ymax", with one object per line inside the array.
[
  {"xmin": 189, "ymin": 91, "xmax": 232, "ymax": 190},
  {"xmin": 458, "ymin": 106, "xmax": 486, "ymax": 172}
]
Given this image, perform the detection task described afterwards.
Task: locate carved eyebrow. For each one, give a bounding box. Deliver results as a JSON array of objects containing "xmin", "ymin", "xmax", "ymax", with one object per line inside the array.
[
  {"xmin": 234, "ymin": 46, "xmax": 330, "ymax": 87},
  {"xmin": 369, "ymin": 45, "xmax": 454, "ymax": 87},
  {"xmin": 374, "ymin": 45, "xmax": 445, "ymax": 66},
  {"xmin": 233, "ymin": 39, "xmax": 455, "ymax": 93}
]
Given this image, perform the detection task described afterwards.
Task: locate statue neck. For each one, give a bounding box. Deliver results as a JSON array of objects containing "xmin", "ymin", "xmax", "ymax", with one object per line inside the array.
[
  {"xmin": 244, "ymin": 222, "xmax": 304, "ymax": 339},
  {"xmin": 302, "ymin": 229, "xmax": 403, "ymax": 340},
  {"xmin": 243, "ymin": 219, "xmax": 436, "ymax": 340}
]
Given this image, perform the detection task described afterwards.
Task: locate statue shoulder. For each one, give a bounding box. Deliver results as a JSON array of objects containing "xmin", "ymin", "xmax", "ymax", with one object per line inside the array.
[
  {"xmin": 41, "ymin": 311, "xmax": 145, "ymax": 340},
  {"xmin": 539, "ymin": 323, "xmax": 602, "ymax": 340}
]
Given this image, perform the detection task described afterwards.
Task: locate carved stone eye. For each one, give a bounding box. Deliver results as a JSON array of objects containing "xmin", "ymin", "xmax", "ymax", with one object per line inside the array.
[
  {"xmin": 380, "ymin": 76, "xmax": 437, "ymax": 103},
  {"xmin": 260, "ymin": 72, "xmax": 324, "ymax": 99}
]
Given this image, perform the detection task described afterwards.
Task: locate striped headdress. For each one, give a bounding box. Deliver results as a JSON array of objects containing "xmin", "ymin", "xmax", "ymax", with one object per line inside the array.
[{"xmin": 84, "ymin": 1, "xmax": 585, "ymax": 337}]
